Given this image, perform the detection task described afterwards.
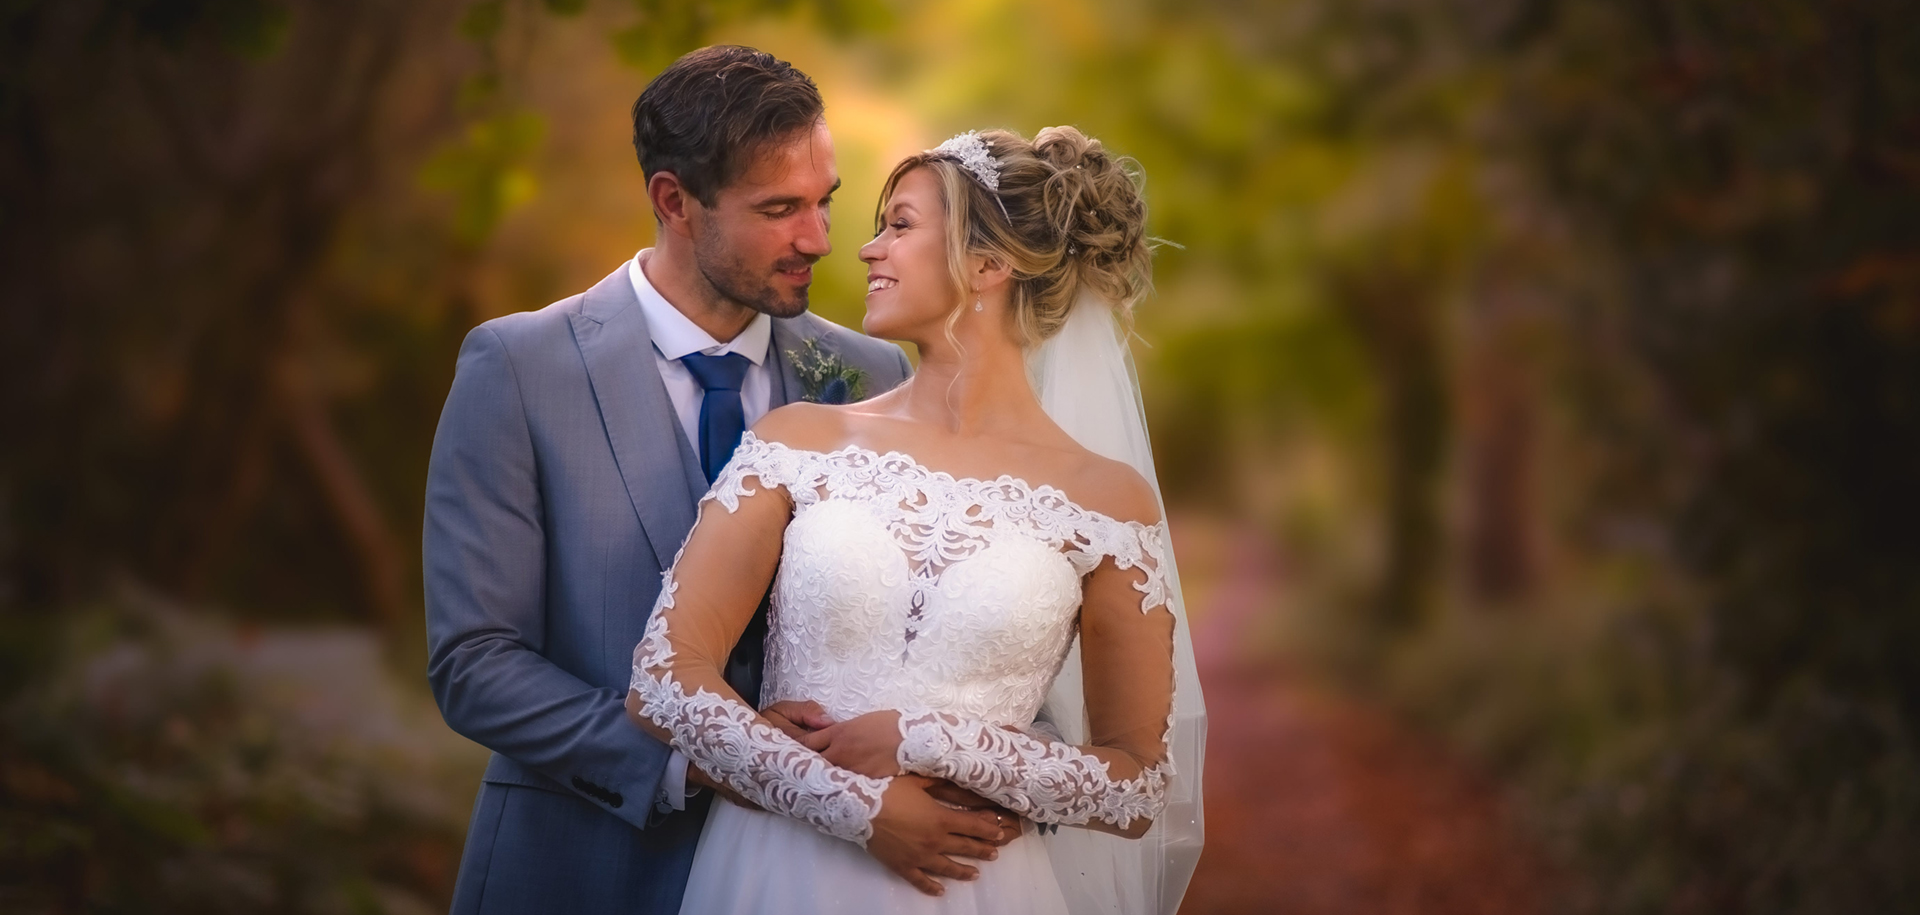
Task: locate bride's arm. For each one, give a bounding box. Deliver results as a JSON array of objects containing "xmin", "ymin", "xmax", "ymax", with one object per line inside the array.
[
  {"xmin": 623, "ymin": 442, "xmax": 890, "ymax": 844},
  {"xmin": 807, "ymin": 518, "xmax": 1178, "ymax": 840},
  {"xmin": 904, "ymin": 533, "xmax": 1175, "ymax": 839}
]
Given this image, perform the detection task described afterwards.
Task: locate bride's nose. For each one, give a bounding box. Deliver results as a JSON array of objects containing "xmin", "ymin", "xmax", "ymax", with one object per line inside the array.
[{"xmin": 859, "ymin": 235, "xmax": 884, "ymax": 263}]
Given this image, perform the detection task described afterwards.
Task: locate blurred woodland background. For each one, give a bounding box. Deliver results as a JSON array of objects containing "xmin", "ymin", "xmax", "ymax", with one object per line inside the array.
[{"xmin": 3, "ymin": 0, "xmax": 1917, "ymax": 912}]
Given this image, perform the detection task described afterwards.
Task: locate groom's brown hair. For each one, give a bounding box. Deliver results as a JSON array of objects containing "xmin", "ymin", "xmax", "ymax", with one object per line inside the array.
[{"xmin": 631, "ymin": 45, "xmax": 824, "ymax": 208}]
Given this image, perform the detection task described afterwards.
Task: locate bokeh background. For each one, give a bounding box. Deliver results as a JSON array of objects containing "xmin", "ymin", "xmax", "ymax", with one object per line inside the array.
[{"xmin": 4, "ymin": 1, "xmax": 1917, "ymax": 912}]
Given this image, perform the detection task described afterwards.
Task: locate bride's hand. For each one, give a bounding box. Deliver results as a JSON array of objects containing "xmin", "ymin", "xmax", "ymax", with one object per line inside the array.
[{"xmin": 798, "ymin": 709, "xmax": 904, "ymax": 778}]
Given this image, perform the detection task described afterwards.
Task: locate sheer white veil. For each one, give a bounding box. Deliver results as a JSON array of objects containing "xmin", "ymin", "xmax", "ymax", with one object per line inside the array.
[{"xmin": 1028, "ymin": 287, "xmax": 1207, "ymax": 915}]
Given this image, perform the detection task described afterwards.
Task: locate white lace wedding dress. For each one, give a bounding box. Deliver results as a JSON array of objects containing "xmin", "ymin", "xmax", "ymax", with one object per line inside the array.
[{"xmin": 629, "ymin": 432, "xmax": 1177, "ymax": 915}]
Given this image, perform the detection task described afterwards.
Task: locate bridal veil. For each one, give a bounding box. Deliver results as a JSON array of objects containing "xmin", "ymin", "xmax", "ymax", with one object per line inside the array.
[{"xmin": 1028, "ymin": 289, "xmax": 1207, "ymax": 915}]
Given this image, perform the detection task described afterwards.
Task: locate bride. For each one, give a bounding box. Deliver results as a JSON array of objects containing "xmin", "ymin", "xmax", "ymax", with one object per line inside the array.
[{"xmin": 626, "ymin": 126, "xmax": 1205, "ymax": 914}]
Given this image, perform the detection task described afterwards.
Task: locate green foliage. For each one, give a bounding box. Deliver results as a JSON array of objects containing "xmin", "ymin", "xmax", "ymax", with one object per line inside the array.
[
  {"xmin": 608, "ymin": 2, "xmax": 716, "ymax": 68},
  {"xmin": 457, "ymin": 0, "xmax": 504, "ymax": 40},
  {"xmin": 607, "ymin": 0, "xmax": 889, "ymax": 70},
  {"xmin": 785, "ymin": 338, "xmax": 870, "ymax": 404},
  {"xmin": 419, "ymin": 111, "xmax": 548, "ymax": 245},
  {"xmin": 0, "ymin": 593, "xmax": 485, "ymax": 913}
]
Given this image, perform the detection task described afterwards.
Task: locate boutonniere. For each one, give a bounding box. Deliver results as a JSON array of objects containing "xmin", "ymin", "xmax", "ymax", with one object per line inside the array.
[{"xmin": 787, "ymin": 338, "xmax": 868, "ymax": 405}]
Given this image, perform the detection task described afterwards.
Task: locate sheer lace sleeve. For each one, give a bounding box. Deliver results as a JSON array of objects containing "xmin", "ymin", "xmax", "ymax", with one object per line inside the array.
[
  {"xmin": 895, "ymin": 521, "xmax": 1177, "ymax": 833},
  {"xmin": 627, "ymin": 442, "xmax": 891, "ymax": 845}
]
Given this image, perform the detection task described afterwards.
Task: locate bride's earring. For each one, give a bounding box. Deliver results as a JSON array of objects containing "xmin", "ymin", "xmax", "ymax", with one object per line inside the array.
[{"xmin": 973, "ymin": 296, "xmax": 984, "ymax": 312}]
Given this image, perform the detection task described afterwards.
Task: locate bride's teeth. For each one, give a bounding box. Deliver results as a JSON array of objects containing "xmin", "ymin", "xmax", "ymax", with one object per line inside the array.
[{"xmin": 867, "ymin": 278, "xmax": 895, "ymax": 292}]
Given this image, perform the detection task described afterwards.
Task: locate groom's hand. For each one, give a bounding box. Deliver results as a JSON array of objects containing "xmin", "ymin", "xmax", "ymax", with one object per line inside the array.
[{"xmin": 867, "ymin": 775, "xmax": 1007, "ymax": 897}]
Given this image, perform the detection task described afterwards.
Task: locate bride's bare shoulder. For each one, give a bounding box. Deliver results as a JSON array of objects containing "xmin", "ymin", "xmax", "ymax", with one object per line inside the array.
[
  {"xmin": 1063, "ymin": 451, "xmax": 1162, "ymax": 526},
  {"xmin": 749, "ymin": 401, "xmax": 857, "ymax": 452}
]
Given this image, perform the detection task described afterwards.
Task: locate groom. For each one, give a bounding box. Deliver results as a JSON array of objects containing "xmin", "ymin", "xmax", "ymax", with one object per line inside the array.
[{"xmin": 425, "ymin": 46, "xmax": 1008, "ymax": 914}]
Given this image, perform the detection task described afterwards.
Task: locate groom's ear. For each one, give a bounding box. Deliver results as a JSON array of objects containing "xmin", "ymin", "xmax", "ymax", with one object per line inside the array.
[{"xmin": 648, "ymin": 171, "xmax": 699, "ymax": 238}]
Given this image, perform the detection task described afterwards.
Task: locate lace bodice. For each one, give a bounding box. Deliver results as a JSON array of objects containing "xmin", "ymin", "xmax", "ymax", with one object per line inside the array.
[
  {"xmin": 630, "ymin": 433, "xmax": 1177, "ymax": 846},
  {"xmin": 724, "ymin": 435, "xmax": 1168, "ymax": 726}
]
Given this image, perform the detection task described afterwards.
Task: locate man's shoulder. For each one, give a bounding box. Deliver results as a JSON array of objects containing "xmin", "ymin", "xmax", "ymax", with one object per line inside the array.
[
  {"xmin": 471, "ymin": 293, "xmax": 589, "ymax": 349},
  {"xmin": 471, "ymin": 262, "xmax": 630, "ymax": 348}
]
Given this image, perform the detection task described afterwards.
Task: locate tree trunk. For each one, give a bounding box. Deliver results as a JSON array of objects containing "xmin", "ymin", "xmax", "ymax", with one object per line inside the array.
[{"xmin": 279, "ymin": 361, "xmax": 410, "ymax": 638}]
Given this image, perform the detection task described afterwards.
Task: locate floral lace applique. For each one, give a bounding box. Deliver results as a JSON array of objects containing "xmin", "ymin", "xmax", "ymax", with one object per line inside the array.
[{"xmin": 895, "ymin": 709, "xmax": 1171, "ymax": 829}]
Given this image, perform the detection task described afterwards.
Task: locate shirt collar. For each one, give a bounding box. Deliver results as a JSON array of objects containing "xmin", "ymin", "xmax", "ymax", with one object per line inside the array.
[{"xmin": 628, "ymin": 249, "xmax": 771, "ymax": 365}]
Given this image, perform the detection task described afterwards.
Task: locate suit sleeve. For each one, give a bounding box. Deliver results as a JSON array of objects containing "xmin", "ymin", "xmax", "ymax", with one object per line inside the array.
[{"xmin": 424, "ymin": 324, "xmax": 671, "ymax": 830}]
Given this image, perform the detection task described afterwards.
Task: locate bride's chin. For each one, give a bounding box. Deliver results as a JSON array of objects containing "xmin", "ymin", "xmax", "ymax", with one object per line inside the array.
[{"xmin": 861, "ymin": 312, "xmax": 907, "ymax": 341}]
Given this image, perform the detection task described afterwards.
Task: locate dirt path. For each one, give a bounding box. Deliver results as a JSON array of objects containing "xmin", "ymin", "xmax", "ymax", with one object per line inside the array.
[{"xmin": 1175, "ymin": 522, "xmax": 1551, "ymax": 915}]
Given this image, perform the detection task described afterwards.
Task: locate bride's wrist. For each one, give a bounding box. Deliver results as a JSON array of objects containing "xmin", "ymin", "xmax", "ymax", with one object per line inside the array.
[
  {"xmin": 832, "ymin": 773, "xmax": 893, "ymax": 847},
  {"xmin": 895, "ymin": 710, "xmax": 957, "ymax": 776}
]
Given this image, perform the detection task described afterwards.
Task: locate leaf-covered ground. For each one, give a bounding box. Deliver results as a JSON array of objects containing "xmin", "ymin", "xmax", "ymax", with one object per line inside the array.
[{"xmin": 1178, "ymin": 521, "xmax": 1552, "ymax": 915}]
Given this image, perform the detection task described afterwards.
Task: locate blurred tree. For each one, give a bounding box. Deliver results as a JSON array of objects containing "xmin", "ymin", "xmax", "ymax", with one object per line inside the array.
[
  {"xmin": 1505, "ymin": 0, "xmax": 1920, "ymax": 722},
  {"xmin": 0, "ymin": 0, "xmax": 882, "ymax": 645},
  {"xmin": 0, "ymin": 0, "xmax": 473, "ymax": 641},
  {"xmin": 1486, "ymin": 0, "xmax": 1920, "ymax": 907}
]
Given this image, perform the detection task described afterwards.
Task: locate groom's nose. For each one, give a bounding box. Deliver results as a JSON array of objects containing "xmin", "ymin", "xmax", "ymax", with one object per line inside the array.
[{"xmin": 792, "ymin": 205, "xmax": 831, "ymax": 257}]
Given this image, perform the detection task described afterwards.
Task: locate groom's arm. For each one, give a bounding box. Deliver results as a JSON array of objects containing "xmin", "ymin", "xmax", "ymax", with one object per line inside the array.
[{"xmin": 424, "ymin": 323, "xmax": 671, "ymax": 831}]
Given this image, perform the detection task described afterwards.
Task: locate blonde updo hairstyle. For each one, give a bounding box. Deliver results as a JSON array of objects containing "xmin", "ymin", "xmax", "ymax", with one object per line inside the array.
[{"xmin": 874, "ymin": 126, "xmax": 1153, "ymax": 347}]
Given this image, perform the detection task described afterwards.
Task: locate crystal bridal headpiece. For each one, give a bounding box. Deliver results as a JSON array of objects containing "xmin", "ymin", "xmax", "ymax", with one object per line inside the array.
[
  {"xmin": 932, "ymin": 130, "xmax": 1002, "ymax": 191},
  {"xmin": 931, "ymin": 130, "xmax": 1011, "ymax": 218}
]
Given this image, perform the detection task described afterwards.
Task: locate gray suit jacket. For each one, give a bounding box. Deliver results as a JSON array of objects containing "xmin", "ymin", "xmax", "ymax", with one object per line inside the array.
[{"xmin": 425, "ymin": 264, "xmax": 910, "ymax": 914}]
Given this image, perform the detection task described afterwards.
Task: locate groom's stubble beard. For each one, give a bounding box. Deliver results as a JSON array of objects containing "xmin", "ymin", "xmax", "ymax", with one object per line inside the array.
[{"xmin": 694, "ymin": 216, "xmax": 815, "ymax": 319}]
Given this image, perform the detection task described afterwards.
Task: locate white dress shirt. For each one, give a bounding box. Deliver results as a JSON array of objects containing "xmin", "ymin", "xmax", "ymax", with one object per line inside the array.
[
  {"xmin": 628, "ymin": 249, "xmax": 775, "ymax": 812},
  {"xmin": 628, "ymin": 250, "xmax": 774, "ymax": 445}
]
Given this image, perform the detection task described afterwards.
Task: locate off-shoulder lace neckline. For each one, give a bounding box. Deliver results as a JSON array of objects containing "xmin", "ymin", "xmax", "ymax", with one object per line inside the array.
[{"xmin": 739, "ymin": 431, "xmax": 1160, "ymax": 533}]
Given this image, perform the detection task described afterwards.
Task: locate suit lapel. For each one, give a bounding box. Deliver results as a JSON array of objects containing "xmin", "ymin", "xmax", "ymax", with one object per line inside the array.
[
  {"xmin": 570, "ymin": 267, "xmax": 704, "ymax": 571},
  {"xmin": 768, "ymin": 316, "xmax": 809, "ymax": 408}
]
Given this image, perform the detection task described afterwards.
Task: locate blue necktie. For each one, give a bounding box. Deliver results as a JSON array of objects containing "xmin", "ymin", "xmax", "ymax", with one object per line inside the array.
[{"xmin": 680, "ymin": 352, "xmax": 751, "ymax": 483}]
